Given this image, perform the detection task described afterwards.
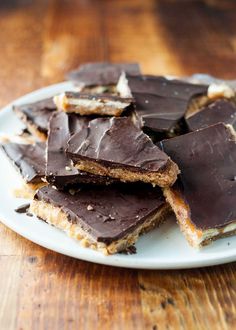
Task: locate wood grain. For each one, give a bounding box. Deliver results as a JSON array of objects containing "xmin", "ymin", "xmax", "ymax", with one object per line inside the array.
[{"xmin": 0, "ymin": 0, "xmax": 236, "ymax": 329}]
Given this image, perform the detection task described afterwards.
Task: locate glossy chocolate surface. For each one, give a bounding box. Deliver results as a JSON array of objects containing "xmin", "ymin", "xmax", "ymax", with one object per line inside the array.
[
  {"xmin": 13, "ymin": 98, "xmax": 56, "ymax": 134},
  {"xmin": 1, "ymin": 142, "xmax": 45, "ymax": 183},
  {"xmin": 46, "ymin": 112, "xmax": 114, "ymax": 188},
  {"xmin": 67, "ymin": 62, "xmax": 141, "ymax": 87},
  {"xmin": 186, "ymin": 99, "xmax": 236, "ymax": 131},
  {"xmin": 35, "ymin": 184, "xmax": 165, "ymax": 243},
  {"xmin": 159, "ymin": 123, "xmax": 236, "ymax": 229},
  {"xmin": 67, "ymin": 116, "xmax": 170, "ymax": 172},
  {"xmin": 125, "ymin": 75, "xmax": 208, "ymax": 100},
  {"xmin": 123, "ymin": 75, "xmax": 208, "ymax": 133}
]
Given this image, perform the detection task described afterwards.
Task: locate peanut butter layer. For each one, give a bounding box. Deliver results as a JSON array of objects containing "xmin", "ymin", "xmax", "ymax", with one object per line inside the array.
[
  {"xmin": 67, "ymin": 117, "xmax": 179, "ymax": 187},
  {"xmin": 54, "ymin": 92, "xmax": 134, "ymax": 116},
  {"xmin": 30, "ymin": 184, "xmax": 169, "ymax": 254},
  {"xmin": 159, "ymin": 123, "xmax": 236, "ymax": 247}
]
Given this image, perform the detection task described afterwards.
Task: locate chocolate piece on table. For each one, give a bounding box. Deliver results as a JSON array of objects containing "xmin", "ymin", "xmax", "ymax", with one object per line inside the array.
[
  {"xmin": 159, "ymin": 123, "xmax": 236, "ymax": 248},
  {"xmin": 30, "ymin": 184, "xmax": 170, "ymax": 254},
  {"xmin": 46, "ymin": 111, "xmax": 115, "ymax": 189},
  {"xmin": 117, "ymin": 74, "xmax": 208, "ymax": 135},
  {"xmin": 0, "ymin": 142, "xmax": 46, "ymax": 194},
  {"xmin": 186, "ymin": 99, "xmax": 236, "ymax": 131},
  {"xmin": 53, "ymin": 92, "xmax": 134, "ymax": 117},
  {"xmin": 66, "ymin": 62, "xmax": 141, "ymax": 93},
  {"xmin": 13, "ymin": 98, "xmax": 56, "ymax": 141},
  {"xmin": 67, "ymin": 116, "xmax": 179, "ymax": 187}
]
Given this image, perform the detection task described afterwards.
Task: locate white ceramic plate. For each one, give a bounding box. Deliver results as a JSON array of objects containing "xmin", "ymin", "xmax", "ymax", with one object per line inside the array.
[{"xmin": 0, "ymin": 82, "xmax": 236, "ymax": 269}]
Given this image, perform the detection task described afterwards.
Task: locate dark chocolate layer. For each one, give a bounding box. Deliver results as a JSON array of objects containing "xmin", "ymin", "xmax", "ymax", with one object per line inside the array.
[
  {"xmin": 118, "ymin": 74, "xmax": 208, "ymax": 134},
  {"xmin": 35, "ymin": 184, "xmax": 166, "ymax": 243},
  {"xmin": 66, "ymin": 62, "xmax": 141, "ymax": 87},
  {"xmin": 67, "ymin": 116, "xmax": 171, "ymax": 173},
  {"xmin": 1, "ymin": 142, "xmax": 45, "ymax": 183},
  {"xmin": 13, "ymin": 98, "xmax": 56, "ymax": 135},
  {"xmin": 46, "ymin": 112, "xmax": 114, "ymax": 189},
  {"xmin": 159, "ymin": 123, "xmax": 236, "ymax": 230},
  {"xmin": 135, "ymin": 93, "xmax": 189, "ymax": 133},
  {"xmin": 186, "ymin": 99, "xmax": 236, "ymax": 131},
  {"xmin": 122, "ymin": 75, "xmax": 208, "ymax": 100}
]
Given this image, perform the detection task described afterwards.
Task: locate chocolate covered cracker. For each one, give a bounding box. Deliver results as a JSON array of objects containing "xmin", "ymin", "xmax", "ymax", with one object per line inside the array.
[
  {"xmin": 66, "ymin": 62, "xmax": 141, "ymax": 93},
  {"xmin": 53, "ymin": 92, "xmax": 134, "ymax": 117},
  {"xmin": 30, "ymin": 184, "xmax": 169, "ymax": 254},
  {"xmin": 159, "ymin": 123, "xmax": 236, "ymax": 247},
  {"xmin": 186, "ymin": 99, "xmax": 236, "ymax": 131},
  {"xmin": 13, "ymin": 98, "xmax": 56, "ymax": 141},
  {"xmin": 46, "ymin": 112, "xmax": 115, "ymax": 189},
  {"xmin": 67, "ymin": 116, "xmax": 179, "ymax": 187},
  {"xmin": 1, "ymin": 142, "xmax": 46, "ymax": 197},
  {"xmin": 117, "ymin": 74, "xmax": 208, "ymax": 135}
]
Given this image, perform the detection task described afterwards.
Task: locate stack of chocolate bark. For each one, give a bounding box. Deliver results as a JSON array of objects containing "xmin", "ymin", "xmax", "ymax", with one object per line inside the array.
[{"xmin": 1, "ymin": 62, "xmax": 236, "ymax": 254}]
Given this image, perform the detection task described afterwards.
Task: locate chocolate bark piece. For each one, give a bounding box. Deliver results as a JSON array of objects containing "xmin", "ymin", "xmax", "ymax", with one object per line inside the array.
[
  {"xmin": 159, "ymin": 123, "xmax": 236, "ymax": 248},
  {"xmin": 186, "ymin": 99, "xmax": 236, "ymax": 131},
  {"xmin": 1, "ymin": 142, "xmax": 45, "ymax": 184},
  {"xmin": 13, "ymin": 98, "xmax": 56, "ymax": 141},
  {"xmin": 117, "ymin": 74, "xmax": 208, "ymax": 135},
  {"xmin": 30, "ymin": 184, "xmax": 170, "ymax": 254},
  {"xmin": 53, "ymin": 92, "xmax": 134, "ymax": 117},
  {"xmin": 46, "ymin": 112, "xmax": 115, "ymax": 189},
  {"xmin": 66, "ymin": 62, "xmax": 141, "ymax": 93},
  {"xmin": 67, "ymin": 117, "xmax": 179, "ymax": 187},
  {"xmin": 118, "ymin": 74, "xmax": 208, "ymax": 99}
]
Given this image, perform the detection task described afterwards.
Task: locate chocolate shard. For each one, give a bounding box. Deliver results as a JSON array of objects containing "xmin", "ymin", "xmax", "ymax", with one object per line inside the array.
[
  {"xmin": 13, "ymin": 98, "xmax": 56, "ymax": 141},
  {"xmin": 46, "ymin": 111, "xmax": 115, "ymax": 189},
  {"xmin": 117, "ymin": 74, "xmax": 208, "ymax": 135},
  {"xmin": 14, "ymin": 203, "xmax": 30, "ymax": 214},
  {"xmin": 53, "ymin": 92, "xmax": 134, "ymax": 117},
  {"xmin": 66, "ymin": 62, "xmax": 141, "ymax": 93},
  {"xmin": 159, "ymin": 123, "xmax": 236, "ymax": 248},
  {"xmin": 186, "ymin": 99, "xmax": 236, "ymax": 131},
  {"xmin": 1, "ymin": 142, "xmax": 45, "ymax": 184},
  {"xmin": 67, "ymin": 116, "xmax": 179, "ymax": 187},
  {"xmin": 30, "ymin": 184, "xmax": 169, "ymax": 254}
]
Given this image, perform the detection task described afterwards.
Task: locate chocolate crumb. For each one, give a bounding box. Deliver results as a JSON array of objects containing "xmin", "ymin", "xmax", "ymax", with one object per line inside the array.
[
  {"xmin": 14, "ymin": 203, "xmax": 30, "ymax": 214},
  {"xmin": 119, "ymin": 245, "xmax": 137, "ymax": 255}
]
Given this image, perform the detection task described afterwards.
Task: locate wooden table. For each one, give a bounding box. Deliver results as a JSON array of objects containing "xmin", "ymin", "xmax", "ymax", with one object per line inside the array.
[{"xmin": 0, "ymin": 1, "xmax": 235, "ymax": 329}]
